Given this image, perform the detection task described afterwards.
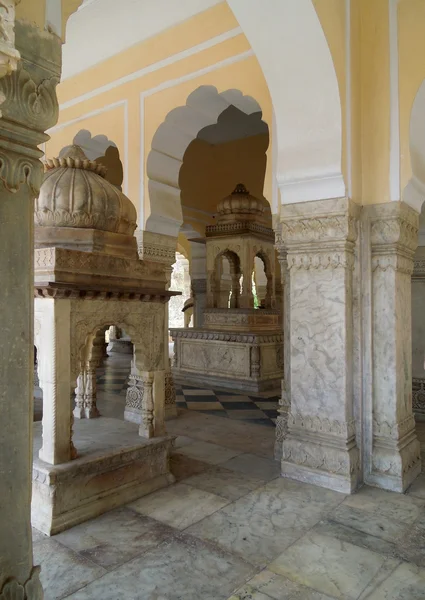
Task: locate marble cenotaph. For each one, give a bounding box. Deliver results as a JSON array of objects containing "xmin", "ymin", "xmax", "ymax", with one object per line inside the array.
[
  {"xmin": 32, "ymin": 147, "xmax": 176, "ymax": 535},
  {"xmin": 171, "ymin": 184, "xmax": 283, "ymax": 393}
]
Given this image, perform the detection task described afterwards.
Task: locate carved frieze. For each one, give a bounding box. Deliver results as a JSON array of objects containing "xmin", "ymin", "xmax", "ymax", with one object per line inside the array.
[
  {"xmin": 287, "ymin": 250, "xmax": 355, "ymax": 271},
  {"xmin": 369, "ymin": 202, "xmax": 419, "ymax": 255}
]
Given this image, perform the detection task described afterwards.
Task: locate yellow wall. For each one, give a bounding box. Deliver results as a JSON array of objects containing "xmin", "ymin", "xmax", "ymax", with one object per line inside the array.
[
  {"xmin": 46, "ymin": 2, "xmax": 273, "ymax": 230},
  {"xmin": 180, "ymin": 133, "xmax": 269, "ymax": 234},
  {"xmin": 398, "ymin": 0, "xmax": 425, "ymax": 192}
]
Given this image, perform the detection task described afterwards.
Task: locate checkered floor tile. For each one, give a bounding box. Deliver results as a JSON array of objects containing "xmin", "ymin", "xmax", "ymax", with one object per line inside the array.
[{"xmin": 96, "ymin": 357, "xmax": 279, "ymax": 427}]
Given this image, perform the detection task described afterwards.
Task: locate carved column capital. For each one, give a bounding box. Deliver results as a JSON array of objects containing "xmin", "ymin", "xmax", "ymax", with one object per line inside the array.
[
  {"xmin": 136, "ymin": 230, "xmax": 176, "ymax": 267},
  {"xmin": 369, "ymin": 201, "xmax": 419, "ymax": 257}
]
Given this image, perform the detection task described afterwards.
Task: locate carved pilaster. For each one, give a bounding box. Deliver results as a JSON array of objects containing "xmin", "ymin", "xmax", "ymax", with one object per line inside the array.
[
  {"xmin": 125, "ymin": 373, "xmax": 144, "ymax": 425},
  {"xmin": 73, "ymin": 372, "xmax": 85, "ymax": 419},
  {"xmin": 139, "ymin": 373, "xmax": 154, "ymax": 438},
  {"xmin": 366, "ymin": 202, "xmax": 421, "ymax": 491},
  {"xmin": 0, "ymin": 567, "xmax": 43, "ymax": 600},
  {"xmin": 413, "ymin": 378, "xmax": 425, "ymax": 418},
  {"xmin": 0, "ymin": 1, "xmax": 20, "ymax": 84},
  {"xmin": 279, "ymin": 198, "xmax": 361, "ymax": 493}
]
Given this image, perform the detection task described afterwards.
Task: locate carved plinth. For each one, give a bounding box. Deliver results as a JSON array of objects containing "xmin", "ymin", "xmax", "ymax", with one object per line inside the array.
[
  {"xmin": 171, "ymin": 328, "xmax": 283, "ymax": 393},
  {"xmin": 32, "ymin": 418, "xmax": 175, "ymax": 535}
]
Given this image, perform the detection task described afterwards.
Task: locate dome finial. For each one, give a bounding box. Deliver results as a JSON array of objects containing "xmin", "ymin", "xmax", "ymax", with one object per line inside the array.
[
  {"xmin": 232, "ymin": 183, "xmax": 250, "ymax": 195},
  {"xmin": 44, "ymin": 145, "xmax": 107, "ymax": 178}
]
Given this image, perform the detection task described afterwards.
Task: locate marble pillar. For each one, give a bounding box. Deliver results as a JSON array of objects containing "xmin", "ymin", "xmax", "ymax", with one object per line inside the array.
[
  {"xmin": 274, "ymin": 240, "xmax": 290, "ymax": 460},
  {"xmin": 0, "ymin": 13, "xmax": 60, "ymax": 597},
  {"xmin": 191, "ymin": 279, "xmax": 207, "ymax": 327},
  {"xmin": 412, "ymin": 247, "xmax": 425, "ymax": 420},
  {"xmin": 366, "ymin": 202, "xmax": 421, "ymax": 491},
  {"xmin": 189, "ymin": 239, "xmax": 207, "ymax": 328},
  {"xmin": 137, "ymin": 230, "xmax": 177, "ymax": 419},
  {"xmin": 279, "ymin": 198, "xmax": 361, "ymax": 493}
]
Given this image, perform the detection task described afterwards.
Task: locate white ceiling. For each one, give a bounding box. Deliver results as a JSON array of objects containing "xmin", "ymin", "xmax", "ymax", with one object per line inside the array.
[{"xmin": 62, "ymin": 0, "xmax": 223, "ymax": 80}]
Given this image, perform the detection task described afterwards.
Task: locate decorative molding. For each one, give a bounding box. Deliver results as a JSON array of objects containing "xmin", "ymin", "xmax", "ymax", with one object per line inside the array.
[
  {"xmin": 371, "ymin": 254, "xmax": 414, "ymax": 276},
  {"xmin": 136, "ymin": 231, "xmax": 177, "ymax": 265},
  {"xmin": 206, "ymin": 220, "xmax": 274, "ymax": 240},
  {"xmin": 60, "ymin": 27, "xmax": 244, "ymax": 109},
  {"xmin": 170, "ymin": 328, "xmax": 283, "ymax": 345},
  {"xmin": 287, "ymin": 250, "xmax": 355, "ymax": 271},
  {"xmin": 369, "ymin": 203, "xmax": 419, "ymax": 253},
  {"xmin": 0, "ymin": 64, "xmax": 59, "ymax": 132},
  {"xmin": 0, "ymin": 149, "xmax": 42, "ymax": 195},
  {"xmin": 413, "ymin": 259, "xmax": 425, "ymax": 278},
  {"xmin": 288, "ymin": 413, "xmax": 356, "ymax": 439},
  {"xmin": 165, "ymin": 370, "xmax": 176, "ymax": 406},
  {"xmin": 0, "ymin": 566, "xmax": 43, "ymax": 600},
  {"xmin": 277, "ymin": 172, "xmax": 346, "ymax": 205},
  {"xmin": 34, "ymin": 286, "xmax": 170, "ymax": 303},
  {"xmin": 373, "ymin": 414, "xmax": 416, "ymax": 440},
  {"xmin": 282, "ymin": 213, "xmax": 358, "ymax": 246}
]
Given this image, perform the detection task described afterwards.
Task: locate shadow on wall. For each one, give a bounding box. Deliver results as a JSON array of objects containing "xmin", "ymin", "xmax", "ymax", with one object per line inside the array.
[{"xmin": 59, "ymin": 129, "xmax": 124, "ymax": 191}]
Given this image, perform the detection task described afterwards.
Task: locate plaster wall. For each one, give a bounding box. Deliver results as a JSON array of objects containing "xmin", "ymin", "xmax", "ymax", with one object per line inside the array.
[{"xmin": 45, "ymin": 2, "xmax": 273, "ymax": 231}]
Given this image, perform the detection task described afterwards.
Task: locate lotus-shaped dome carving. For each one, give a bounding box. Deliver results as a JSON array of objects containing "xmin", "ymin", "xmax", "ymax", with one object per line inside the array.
[
  {"xmin": 216, "ymin": 184, "xmax": 270, "ymax": 223},
  {"xmin": 35, "ymin": 146, "xmax": 137, "ymax": 236}
]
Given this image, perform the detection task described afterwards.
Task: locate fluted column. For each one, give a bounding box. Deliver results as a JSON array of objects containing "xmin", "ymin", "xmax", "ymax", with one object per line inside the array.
[
  {"xmin": 280, "ymin": 198, "xmax": 361, "ymax": 494},
  {"xmin": 0, "ymin": 10, "xmax": 60, "ymax": 597},
  {"xmin": 366, "ymin": 202, "xmax": 421, "ymax": 491}
]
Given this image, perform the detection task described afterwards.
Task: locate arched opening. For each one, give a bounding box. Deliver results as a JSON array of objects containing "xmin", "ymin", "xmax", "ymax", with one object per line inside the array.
[
  {"xmin": 146, "ymin": 85, "xmax": 269, "ymax": 238},
  {"xmin": 213, "ymin": 250, "xmax": 242, "ymax": 309},
  {"xmin": 169, "ymin": 252, "xmax": 191, "ymax": 329}
]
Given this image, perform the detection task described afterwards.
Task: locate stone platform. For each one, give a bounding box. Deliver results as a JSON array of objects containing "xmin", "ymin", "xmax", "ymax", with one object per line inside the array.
[
  {"xmin": 170, "ymin": 328, "xmax": 283, "ymax": 393},
  {"xmin": 32, "ymin": 418, "xmax": 175, "ymax": 535}
]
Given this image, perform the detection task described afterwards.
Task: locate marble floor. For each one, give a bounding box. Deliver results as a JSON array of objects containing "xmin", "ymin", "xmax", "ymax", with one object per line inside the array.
[
  {"xmin": 96, "ymin": 354, "xmax": 280, "ymax": 426},
  {"xmin": 32, "ymin": 402, "xmax": 425, "ymax": 599},
  {"xmin": 31, "ymin": 354, "xmax": 425, "ymax": 600}
]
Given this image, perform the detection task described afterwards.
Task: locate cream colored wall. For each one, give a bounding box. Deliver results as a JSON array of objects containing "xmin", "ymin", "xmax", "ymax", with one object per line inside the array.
[
  {"xmin": 46, "ymin": 2, "xmax": 273, "ymax": 230},
  {"xmin": 398, "ymin": 0, "xmax": 425, "ymax": 193},
  {"xmin": 180, "ymin": 133, "xmax": 269, "ymax": 234},
  {"xmin": 46, "ymin": 0, "xmax": 425, "ymax": 216}
]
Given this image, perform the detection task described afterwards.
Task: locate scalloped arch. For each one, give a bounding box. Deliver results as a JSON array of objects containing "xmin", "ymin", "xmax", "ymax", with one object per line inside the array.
[
  {"xmin": 404, "ymin": 79, "xmax": 425, "ymax": 212},
  {"xmin": 146, "ymin": 85, "xmax": 267, "ymax": 238}
]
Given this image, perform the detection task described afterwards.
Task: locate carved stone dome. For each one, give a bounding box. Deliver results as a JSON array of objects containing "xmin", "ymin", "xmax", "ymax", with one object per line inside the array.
[
  {"xmin": 35, "ymin": 146, "xmax": 137, "ymax": 236},
  {"xmin": 216, "ymin": 184, "xmax": 270, "ymax": 223}
]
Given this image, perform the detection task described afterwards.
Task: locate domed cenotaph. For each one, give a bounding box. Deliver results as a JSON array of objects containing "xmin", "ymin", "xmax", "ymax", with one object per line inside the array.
[
  {"xmin": 171, "ymin": 184, "xmax": 283, "ymax": 393},
  {"xmin": 32, "ymin": 147, "xmax": 176, "ymax": 535}
]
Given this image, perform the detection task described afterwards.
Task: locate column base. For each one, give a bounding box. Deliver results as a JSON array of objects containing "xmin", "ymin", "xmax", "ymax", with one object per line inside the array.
[
  {"xmin": 281, "ymin": 432, "xmax": 361, "ymax": 494},
  {"xmin": 367, "ymin": 430, "xmax": 421, "ymax": 493}
]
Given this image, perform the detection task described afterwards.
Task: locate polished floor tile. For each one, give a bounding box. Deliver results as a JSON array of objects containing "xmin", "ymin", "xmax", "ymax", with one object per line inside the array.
[
  {"xmin": 342, "ymin": 485, "xmax": 424, "ymax": 524},
  {"xmin": 33, "ymin": 538, "xmax": 105, "ymax": 600},
  {"xmin": 64, "ymin": 533, "xmax": 256, "ymax": 600},
  {"xmin": 177, "ymin": 440, "xmax": 242, "ymax": 465},
  {"xmin": 221, "ymin": 453, "xmax": 281, "ymax": 481},
  {"xmin": 184, "ymin": 465, "xmax": 265, "ymax": 501},
  {"xmin": 230, "ymin": 569, "xmax": 338, "ymax": 600},
  {"xmin": 364, "ymin": 562, "xmax": 425, "ymax": 599},
  {"xmin": 128, "ymin": 482, "xmax": 229, "ymax": 529},
  {"xmin": 187, "ymin": 478, "xmax": 344, "ymax": 567},
  {"xmin": 55, "ymin": 507, "xmax": 174, "ymax": 570},
  {"xmin": 268, "ymin": 531, "xmax": 388, "ymax": 600}
]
